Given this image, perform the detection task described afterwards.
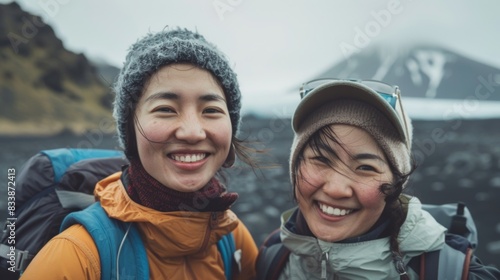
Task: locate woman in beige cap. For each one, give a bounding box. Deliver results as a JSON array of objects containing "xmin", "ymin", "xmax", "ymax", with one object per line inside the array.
[{"xmin": 256, "ymin": 79, "xmax": 500, "ymax": 279}]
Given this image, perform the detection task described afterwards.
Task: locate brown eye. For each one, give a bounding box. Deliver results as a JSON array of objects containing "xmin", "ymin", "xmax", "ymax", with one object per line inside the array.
[
  {"xmin": 203, "ymin": 107, "xmax": 222, "ymax": 114},
  {"xmin": 357, "ymin": 165, "xmax": 382, "ymax": 174},
  {"xmin": 311, "ymin": 156, "xmax": 331, "ymax": 165},
  {"xmin": 155, "ymin": 107, "xmax": 175, "ymax": 113},
  {"xmin": 358, "ymin": 165, "xmax": 374, "ymax": 171}
]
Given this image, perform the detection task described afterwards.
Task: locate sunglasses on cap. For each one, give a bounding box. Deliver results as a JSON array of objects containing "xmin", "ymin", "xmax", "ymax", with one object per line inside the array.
[
  {"xmin": 298, "ymin": 78, "xmax": 410, "ymax": 147},
  {"xmin": 300, "ymin": 78, "xmax": 400, "ymax": 108}
]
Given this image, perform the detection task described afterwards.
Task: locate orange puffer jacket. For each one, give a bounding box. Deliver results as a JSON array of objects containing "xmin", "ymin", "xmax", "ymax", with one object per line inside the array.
[{"xmin": 21, "ymin": 172, "xmax": 258, "ymax": 280}]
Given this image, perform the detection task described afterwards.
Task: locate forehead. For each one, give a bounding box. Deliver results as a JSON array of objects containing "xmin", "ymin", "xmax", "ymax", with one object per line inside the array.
[
  {"xmin": 330, "ymin": 124, "xmax": 377, "ymax": 144},
  {"xmin": 155, "ymin": 63, "xmax": 218, "ymax": 82},
  {"xmin": 309, "ymin": 124, "xmax": 386, "ymax": 156},
  {"xmin": 142, "ymin": 63, "xmax": 224, "ymax": 97}
]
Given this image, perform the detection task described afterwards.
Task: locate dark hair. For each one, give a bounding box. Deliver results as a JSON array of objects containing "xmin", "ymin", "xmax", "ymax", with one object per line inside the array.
[{"xmin": 293, "ymin": 125, "xmax": 416, "ymax": 277}]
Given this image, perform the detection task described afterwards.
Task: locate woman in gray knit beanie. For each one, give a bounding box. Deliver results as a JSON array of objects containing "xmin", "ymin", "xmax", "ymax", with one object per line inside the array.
[
  {"xmin": 22, "ymin": 28, "xmax": 260, "ymax": 280},
  {"xmin": 256, "ymin": 79, "xmax": 500, "ymax": 279},
  {"xmin": 113, "ymin": 28, "xmax": 244, "ymax": 161}
]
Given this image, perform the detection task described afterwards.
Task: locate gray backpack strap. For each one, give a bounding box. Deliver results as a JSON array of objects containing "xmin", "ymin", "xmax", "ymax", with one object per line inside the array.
[
  {"xmin": 422, "ymin": 202, "xmax": 478, "ymax": 249},
  {"xmin": 256, "ymin": 229, "xmax": 290, "ymax": 280},
  {"xmin": 55, "ymin": 190, "xmax": 95, "ymax": 209},
  {"xmin": 416, "ymin": 236, "xmax": 472, "ymax": 279},
  {"xmin": 0, "ymin": 244, "xmax": 32, "ymax": 272}
]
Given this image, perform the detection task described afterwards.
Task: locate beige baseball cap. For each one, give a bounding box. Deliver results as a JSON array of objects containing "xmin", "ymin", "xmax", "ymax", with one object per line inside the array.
[{"xmin": 292, "ymin": 79, "xmax": 412, "ymax": 148}]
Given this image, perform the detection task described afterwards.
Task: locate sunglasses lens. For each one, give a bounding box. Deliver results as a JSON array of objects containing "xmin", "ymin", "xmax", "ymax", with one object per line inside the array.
[
  {"xmin": 377, "ymin": 93, "xmax": 397, "ymax": 108},
  {"xmin": 301, "ymin": 79, "xmax": 397, "ymax": 109},
  {"xmin": 301, "ymin": 79, "xmax": 332, "ymax": 97},
  {"xmin": 359, "ymin": 80, "xmax": 393, "ymax": 93}
]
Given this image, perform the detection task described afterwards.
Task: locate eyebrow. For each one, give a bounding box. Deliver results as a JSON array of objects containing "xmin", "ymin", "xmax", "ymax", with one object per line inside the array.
[
  {"xmin": 352, "ymin": 153, "xmax": 388, "ymax": 165},
  {"xmin": 200, "ymin": 94, "xmax": 227, "ymax": 103},
  {"xmin": 144, "ymin": 92, "xmax": 177, "ymax": 103},
  {"xmin": 144, "ymin": 92, "xmax": 227, "ymax": 104}
]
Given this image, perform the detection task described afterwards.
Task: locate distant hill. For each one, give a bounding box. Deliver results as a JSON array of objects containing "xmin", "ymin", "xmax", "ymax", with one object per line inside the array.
[
  {"xmin": 315, "ymin": 44, "xmax": 500, "ymax": 101},
  {"xmin": 0, "ymin": 2, "xmax": 117, "ymax": 136},
  {"xmin": 91, "ymin": 58, "xmax": 120, "ymax": 89}
]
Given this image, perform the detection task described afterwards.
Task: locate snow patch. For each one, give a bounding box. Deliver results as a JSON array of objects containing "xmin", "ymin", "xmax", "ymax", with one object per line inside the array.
[{"xmin": 407, "ymin": 50, "xmax": 450, "ymax": 98}]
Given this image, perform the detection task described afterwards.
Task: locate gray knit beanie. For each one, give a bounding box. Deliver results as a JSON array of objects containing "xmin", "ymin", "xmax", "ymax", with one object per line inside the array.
[
  {"xmin": 290, "ymin": 80, "xmax": 413, "ymax": 185},
  {"xmin": 112, "ymin": 28, "xmax": 241, "ymax": 158}
]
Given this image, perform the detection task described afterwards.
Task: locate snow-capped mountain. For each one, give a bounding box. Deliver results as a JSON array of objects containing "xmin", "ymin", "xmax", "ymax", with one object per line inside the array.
[
  {"xmin": 318, "ymin": 44, "xmax": 500, "ymax": 101},
  {"xmin": 310, "ymin": 44, "xmax": 500, "ymax": 120},
  {"xmin": 245, "ymin": 44, "xmax": 500, "ymax": 120}
]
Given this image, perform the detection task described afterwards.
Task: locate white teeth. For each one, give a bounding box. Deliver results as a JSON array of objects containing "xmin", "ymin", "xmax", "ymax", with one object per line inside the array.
[
  {"xmin": 319, "ymin": 203, "xmax": 353, "ymax": 216},
  {"xmin": 171, "ymin": 153, "xmax": 206, "ymax": 163}
]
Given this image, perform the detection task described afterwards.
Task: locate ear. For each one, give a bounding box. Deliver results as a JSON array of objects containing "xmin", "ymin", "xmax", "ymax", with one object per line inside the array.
[{"xmin": 223, "ymin": 144, "xmax": 236, "ymax": 168}]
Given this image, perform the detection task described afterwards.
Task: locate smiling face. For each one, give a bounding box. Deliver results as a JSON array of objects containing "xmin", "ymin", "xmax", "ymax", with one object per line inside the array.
[
  {"xmin": 133, "ymin": 63, "xmax": 232, "ymax": 192},
  {"xmin": 295, "ymin": 124, "xmax": 394, "ymax": 242}
]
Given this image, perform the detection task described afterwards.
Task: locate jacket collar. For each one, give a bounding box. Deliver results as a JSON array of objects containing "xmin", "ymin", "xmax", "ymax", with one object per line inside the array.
[
  {"xmin": 279, "ymin": 196, "xmax": 446, "ymax": 277},
  {"xmin": 94, "ymin": 172, "xmax": 239, "ymax": 258},
  {"xmin": 284, "ymin": 207, "xmax": 391, "ymax": 244}
]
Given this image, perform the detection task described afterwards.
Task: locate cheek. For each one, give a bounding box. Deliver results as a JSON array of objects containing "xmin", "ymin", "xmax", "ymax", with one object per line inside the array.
[
  {"xmin": 295, "ymin": 166, "xmax": 322, "ymax": 198},
  {"xmin": 358, "ymin": 185, "xmax": 386, "ymax": 210},
  {"xmin": 209, "ymin": 121, "xmax": 232, "ymax": 146},
  {"xmin": 136, "ymin": 120, "xmax": 170, "ymax": 143}
]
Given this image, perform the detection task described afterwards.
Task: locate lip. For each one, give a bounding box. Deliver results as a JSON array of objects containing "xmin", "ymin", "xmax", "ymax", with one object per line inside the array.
[
  {"xmin": 315, "ymin": 201, "xmax": 356, "ymax": 222},
  {"xmin": 167, "ymin": 149, "xmax": 210, "ymax": 171},
  {"xmin": 168, "ymin": 148, "xmax": 209, "ymax": 157}
]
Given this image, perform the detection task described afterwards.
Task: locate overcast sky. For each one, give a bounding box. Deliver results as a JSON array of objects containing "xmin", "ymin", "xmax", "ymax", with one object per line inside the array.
[{"xmin": 3, "ymin": 0, "xmax": 500, "ymax": 114}]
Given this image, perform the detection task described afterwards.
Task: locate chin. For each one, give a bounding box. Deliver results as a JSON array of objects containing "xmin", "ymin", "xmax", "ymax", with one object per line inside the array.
[{"xmin": 311, "ymin": 226, "xmax": 343, "ymax": 242}]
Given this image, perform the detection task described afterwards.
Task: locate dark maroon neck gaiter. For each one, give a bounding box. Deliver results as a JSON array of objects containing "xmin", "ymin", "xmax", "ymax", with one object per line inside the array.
[{"xmin": 125, "ymin": 158, "xmax": 238, "ymax": 212}]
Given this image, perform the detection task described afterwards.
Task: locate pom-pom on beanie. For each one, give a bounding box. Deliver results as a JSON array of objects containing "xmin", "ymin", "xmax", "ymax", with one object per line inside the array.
[
  {"xmin": 112, "ymin": 28, "xmax": 241, "ymax": 158},
  {"xmin": 290, "ymin": 80, "xmax": 413, "ymax": 186}
]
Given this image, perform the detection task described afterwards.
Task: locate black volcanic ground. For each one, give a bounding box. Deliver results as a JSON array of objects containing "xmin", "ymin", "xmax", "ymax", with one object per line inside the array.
[{"xmin": 0, "ymin": 117, "xmax": 499, "ymax": 267}]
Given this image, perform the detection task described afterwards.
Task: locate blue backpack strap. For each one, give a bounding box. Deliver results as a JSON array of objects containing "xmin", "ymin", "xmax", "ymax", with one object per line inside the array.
[
  {"xmin": 60, "ymin": 202, "xmax": 149, "ymax": 280},
  {"xmin": 217, "ymin": 232, "xmax": 236, "ymax": 280},
  {"xmin": 41, "ymin": 148, "xmax": 124, "ymax": 183}
]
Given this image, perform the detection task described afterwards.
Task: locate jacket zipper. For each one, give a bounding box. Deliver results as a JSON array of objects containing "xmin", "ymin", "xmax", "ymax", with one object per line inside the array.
[
  {"xmin": 320, "ymin": 251, "xmax": 329, "ymax": 279},
  {"xmin": 201, "ymin": 212, "xmax": 217, "ymax": 249},
  {"xmin": 185, "ymin": 213, "xmax": 217, "ymax": 278}
]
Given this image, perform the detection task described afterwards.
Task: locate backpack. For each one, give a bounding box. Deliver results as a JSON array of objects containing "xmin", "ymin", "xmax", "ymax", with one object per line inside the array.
[
  {"xmin": 256, "ymin": 202, "xmax": 477, "ymax": 280},
  {"xmin": 0, "ymin": 148, "xmax": 237, "ymax": 280},
  {"xmin": 0, "ymin": 148, "xmax": 127, "ymax": 279}
]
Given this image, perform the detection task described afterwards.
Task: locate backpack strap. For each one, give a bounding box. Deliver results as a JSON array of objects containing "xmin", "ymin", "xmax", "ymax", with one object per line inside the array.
[
  {"xmin": 419, "ymin": 250, "xmax": 440, "ymax": 280},
  {"xmin": 0, "ymin": 244, "xmax": 32, "ymax": 272},
  {"xmin": 257, "ymin": 243, "xmax": 290, "ymax": 280},
  {"xmin": 55, "ymin": 189, "xmax": 95, "ymax": 209},
  {"xmin": 60, "ymin": 202, "xmax": 149, "ymax": 280},
  {"xmin": 217, "ymin": 232, "xmax": 236, "ymax": 280},
  {"xmin": 256, "ymin": 228, "xmax": 291, "ymax": 280},
  {"xmin": 422, "ymin": 203, "xmax": 478, "ymax": 249},
  {"xmin": 40, "ymin": 148, "xmax": 125, "ymax": 210},
  {"xmin": 409, "ymin": 234, "xmax": 472, "ymax": 280},
  {"xmin": 41, "ymin": 148, "xmax": 124, "ymax": 183},
  {"xmin": 61, "ymin": 203, "xmax": 236, "ymax": 280}
]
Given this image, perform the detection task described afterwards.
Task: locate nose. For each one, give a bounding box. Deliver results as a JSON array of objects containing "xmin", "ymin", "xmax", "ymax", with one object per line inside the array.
[
  {"xmin": 174, "ymin": 113, "xmax": 206, "ymax": 143},
  {"xmin": 322, "ymin": 169, "xmax": 353, "ymax": 198}
]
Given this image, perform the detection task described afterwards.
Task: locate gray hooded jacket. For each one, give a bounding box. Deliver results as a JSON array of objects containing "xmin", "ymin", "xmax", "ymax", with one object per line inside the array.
[{"xmin": 278, "ymin": 196, "xmax": 446, "ymax": 280}]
